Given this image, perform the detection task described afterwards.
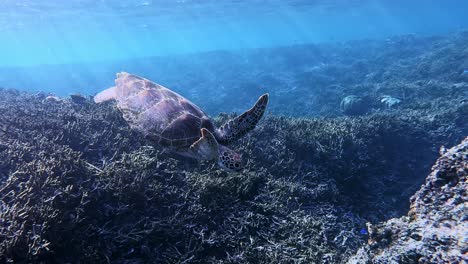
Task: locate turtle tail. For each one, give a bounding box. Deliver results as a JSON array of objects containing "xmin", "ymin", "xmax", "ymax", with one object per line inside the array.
[{"xmin": 216, "ymin": 93, "xmax": 269, "ymax": 145}]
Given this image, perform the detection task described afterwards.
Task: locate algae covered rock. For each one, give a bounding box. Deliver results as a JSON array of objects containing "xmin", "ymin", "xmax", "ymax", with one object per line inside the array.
[
  {"xmin": 380, "ymin": 95, "xmax": 402, "ymax": 108},
  {"xmin": 340, "ymin": 95, "xmax": 369, "ymax": 116},
  {"xmin": 348, "ymin": 137, "xmax": 468, "ymax": 264}
]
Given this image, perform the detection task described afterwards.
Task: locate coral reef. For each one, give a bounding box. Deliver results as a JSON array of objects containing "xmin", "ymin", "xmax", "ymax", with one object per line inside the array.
[{"xmin": 348, "ymin": 137, "xmax": 468, "ymax": 264}]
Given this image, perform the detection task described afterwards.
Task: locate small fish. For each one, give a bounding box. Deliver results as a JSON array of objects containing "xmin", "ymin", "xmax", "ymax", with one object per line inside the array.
[
  {"xmin": 360, "ymin": 228, "xmax": 368, "ymax": 235},
  {"xmin": 462, "ymin": 69, "xmax": 468, "ymax": 74}
]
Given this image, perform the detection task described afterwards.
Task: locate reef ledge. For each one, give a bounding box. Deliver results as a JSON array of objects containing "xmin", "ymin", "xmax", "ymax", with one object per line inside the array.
[{"xmin": 348, "ymin": 136, "xmax": 468, "ymax": 264}]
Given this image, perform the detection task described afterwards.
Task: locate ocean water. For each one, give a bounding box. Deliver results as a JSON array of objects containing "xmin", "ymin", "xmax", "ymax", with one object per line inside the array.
[
  {"xmin": 0, "ymin": 0, "xmax": 468, "ymax": 102},
  {"xmin": 1, "ymin": 1, "xmax": 468, "ymax": 263}
]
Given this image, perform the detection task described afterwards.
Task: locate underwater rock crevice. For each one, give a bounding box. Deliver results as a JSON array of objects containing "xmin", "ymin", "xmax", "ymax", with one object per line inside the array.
[{"xmin": 348, "ymin": 136, "xmax": 468, "ymax": 264}]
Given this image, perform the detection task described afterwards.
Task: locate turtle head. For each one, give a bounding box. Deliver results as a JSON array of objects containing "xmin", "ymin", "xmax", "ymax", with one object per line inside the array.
[{"xmin": 217, "ymin": 145, "xmax": 243, "ymax": 172}]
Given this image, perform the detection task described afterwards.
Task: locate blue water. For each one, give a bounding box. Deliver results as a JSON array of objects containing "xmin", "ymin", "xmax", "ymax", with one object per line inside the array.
[{"xmin": 0, "ymin": 0, "xmax": 467, "ymax": 96}]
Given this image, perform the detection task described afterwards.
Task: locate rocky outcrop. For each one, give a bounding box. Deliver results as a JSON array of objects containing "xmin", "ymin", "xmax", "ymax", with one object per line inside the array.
[{"xmin": 348, "ymin": 137, "xmax": 468, "ymax": 264}]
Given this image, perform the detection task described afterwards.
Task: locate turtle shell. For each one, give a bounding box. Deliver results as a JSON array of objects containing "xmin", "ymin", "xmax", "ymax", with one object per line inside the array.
[{"xmin": 112, "ymin": 72, "xmax": 215, "ymax": 148}]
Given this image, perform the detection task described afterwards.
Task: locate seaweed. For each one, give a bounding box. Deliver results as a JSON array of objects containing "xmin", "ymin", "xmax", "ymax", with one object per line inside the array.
[{"xmin": 0, "ymin": 82, "xmax": 466, "ymax": 263}]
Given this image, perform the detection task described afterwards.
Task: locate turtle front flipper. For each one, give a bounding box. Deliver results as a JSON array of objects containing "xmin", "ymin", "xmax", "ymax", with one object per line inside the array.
[
  {"xmin": 190, "ymin": 128, "xmax": 219, "ymax": 160},
  {"xmin": 217, "ymin": 93, "xmax": 269, "ymax": 144}
]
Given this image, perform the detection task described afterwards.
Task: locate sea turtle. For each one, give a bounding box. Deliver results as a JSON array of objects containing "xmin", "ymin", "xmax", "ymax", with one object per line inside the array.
[{"xmin": 94, "ymin": 72, "xmax": 269, "ymax": 171}]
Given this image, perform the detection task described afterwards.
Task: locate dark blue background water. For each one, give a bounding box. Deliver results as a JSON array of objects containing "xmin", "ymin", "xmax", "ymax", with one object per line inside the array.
[{"xmin": 0, "ymin": 0, "xmax": 467, "ymax": 100}]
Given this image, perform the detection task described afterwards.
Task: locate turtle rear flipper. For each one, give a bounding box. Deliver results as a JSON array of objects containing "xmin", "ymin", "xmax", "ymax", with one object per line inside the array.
[
  {"xmin": 190, "ymin": 128, "xmax": 219, "ymax": 160},
  {"xmin": 217, "ymin": 93, "xmax": 269, "ymax": 144},
  {"xmin": 94, "ymin": 86, "xmax": 117, "ymax": 103}
]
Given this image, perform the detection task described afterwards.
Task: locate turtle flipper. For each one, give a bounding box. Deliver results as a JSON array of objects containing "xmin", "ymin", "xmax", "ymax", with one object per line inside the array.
[
  {"xmin": 94, "ymin": 86, "xmax": 117, "ymax": 103},
  {"xmin": 190, "ymin": 128, "xmax": 219, "ymax": 160},
  {"xmin": 217, "ymin": 93, "xmax": 269, "ymax": 144}
]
